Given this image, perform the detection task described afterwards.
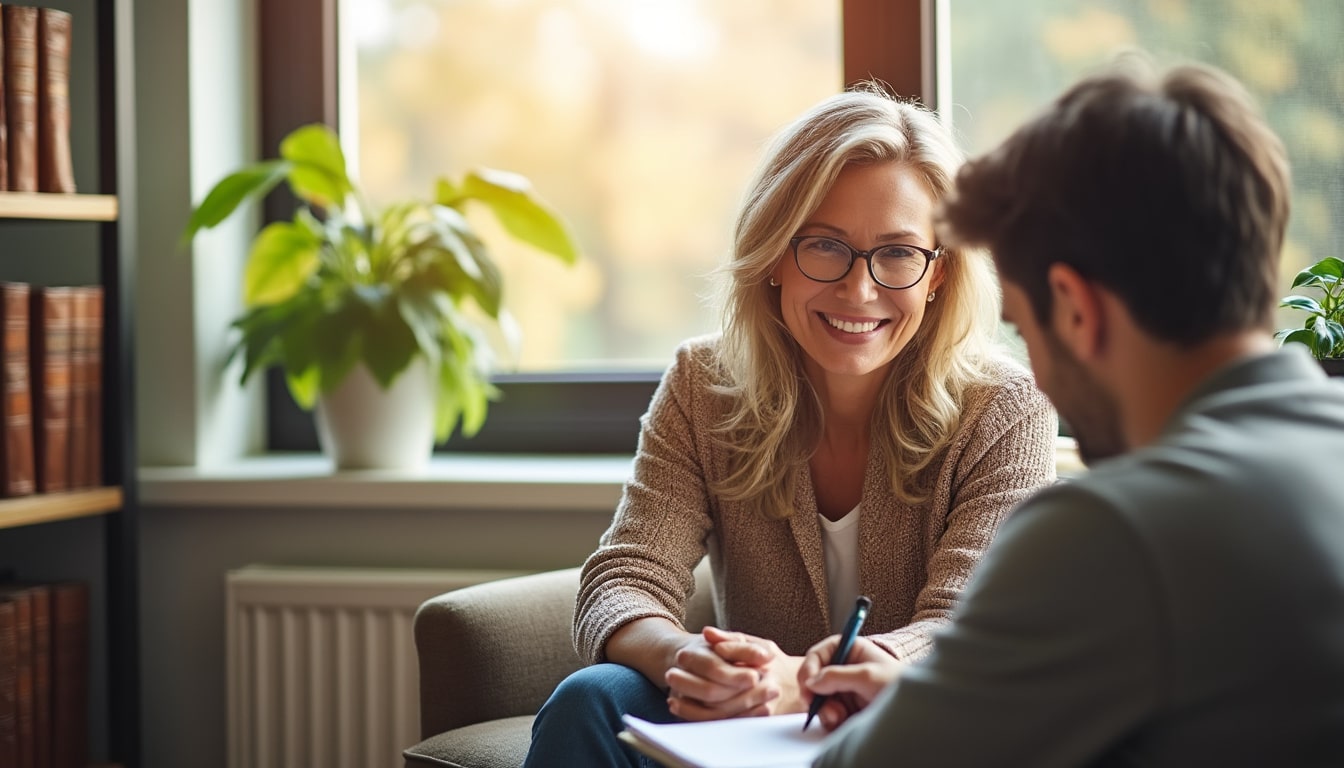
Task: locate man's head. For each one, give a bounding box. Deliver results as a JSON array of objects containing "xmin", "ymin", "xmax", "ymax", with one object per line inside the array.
[
  {"xmin": 942, "ymin": 57, "xmax": 1290, "ymax": 343},
  {"xmin": 939, "ymin": 58, "xmax": 1292, "ymax": 461}
]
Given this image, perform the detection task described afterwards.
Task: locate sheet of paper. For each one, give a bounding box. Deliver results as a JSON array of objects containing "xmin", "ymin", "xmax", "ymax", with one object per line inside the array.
[{"xmin": 621, "ymin": 712, "xmax": 828, "ymax": 768}]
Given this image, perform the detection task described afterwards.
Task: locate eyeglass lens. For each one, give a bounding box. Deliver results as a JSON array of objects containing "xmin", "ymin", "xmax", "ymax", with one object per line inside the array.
[{"xmin": 794, "ymin": 236, "xmax": 929, "ymax": 288}]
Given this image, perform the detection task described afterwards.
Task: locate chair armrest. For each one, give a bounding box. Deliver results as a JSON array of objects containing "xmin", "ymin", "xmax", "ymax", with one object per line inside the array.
[{"xmin": 414, "ymin": 567, "xmax": 584, "ymax": 739}]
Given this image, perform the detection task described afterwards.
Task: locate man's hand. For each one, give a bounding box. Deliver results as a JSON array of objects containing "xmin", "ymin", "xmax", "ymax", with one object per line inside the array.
[
  {"xmin": 665, "ymin": 626, "xmax": 804, "ymax": 720},
  {"xmin": 798, "ymin": 635, "xmax": 904, "ymax": 731}
]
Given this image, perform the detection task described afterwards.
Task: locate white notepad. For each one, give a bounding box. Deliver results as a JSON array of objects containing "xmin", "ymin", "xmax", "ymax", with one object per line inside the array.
[{"xmin": 619, "ymin": 712, "xmax": 828, "ymax": 768}]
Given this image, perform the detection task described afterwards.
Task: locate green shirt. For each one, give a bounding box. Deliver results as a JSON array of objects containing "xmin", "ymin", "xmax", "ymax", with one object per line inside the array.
[{"xmin": 817, "ymin": 349, "xmax": 1344, "ymax": 767}]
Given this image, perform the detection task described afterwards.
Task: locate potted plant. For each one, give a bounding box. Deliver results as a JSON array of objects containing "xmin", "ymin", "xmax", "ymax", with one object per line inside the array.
[
  {"xmin": 1277, "ymin": 255, "xmax": 1344, "ymax": 377},
  {"xmin": 182, "ymin": 124, "xmax": 580, "ymax": 469}
]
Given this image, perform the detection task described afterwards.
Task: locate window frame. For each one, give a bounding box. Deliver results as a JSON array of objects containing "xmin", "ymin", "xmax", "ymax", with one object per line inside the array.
[{"xmin": 259, "ymin": 0, "xmax": 934, "ymax": 454}]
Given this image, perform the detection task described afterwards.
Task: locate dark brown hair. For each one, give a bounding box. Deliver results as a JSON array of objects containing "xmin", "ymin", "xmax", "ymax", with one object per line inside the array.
[{"xmin": 940, "ymin": 57, "xmax": 1291, "ymax": 345}]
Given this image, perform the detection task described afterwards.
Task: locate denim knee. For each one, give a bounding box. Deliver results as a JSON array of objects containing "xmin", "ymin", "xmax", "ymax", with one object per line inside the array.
[{"xmin": 524, "ymin": 663, "xmax": 671, "ymax": 768}]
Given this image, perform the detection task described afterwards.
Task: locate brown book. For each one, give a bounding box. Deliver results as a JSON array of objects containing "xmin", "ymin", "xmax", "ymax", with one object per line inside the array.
[
  {"xmin": 3, "ymin": 5, "xmax": 37, "ymax": 193},
  {"xmin": 65, "ymin": 290, "xmax": 88, "ymax": 490},
  {"xmin": 0, "ymin": 8, "xmax": 8, "ymax": 192},
  {"xmin": 18, "ymin": 590, "xmax": 44, "ymax": 768},
  {"xmin": 0, "ymin": 592, "xmax": 32, "ymax": 768},
  {"xmin": 34, "ymin": 9, "xmax": 71, "ymax": 193},
  {"xmin": 82, "ymin": 289, "xmax": 100, "ymax": 489},
  {"xmin": 29, "ymin": 288, "xmax": 72, "ymax": 494},
  {"xmin": 48, "ymin": 584, "xmax": 83, "ymax": 768},
  {"xmin": 0, "ymin": 600, "xmax": 15, "ymax": 768},
  {"xmin": 0, "ymin": 283, "xmax": 32, "ymax": 497}
]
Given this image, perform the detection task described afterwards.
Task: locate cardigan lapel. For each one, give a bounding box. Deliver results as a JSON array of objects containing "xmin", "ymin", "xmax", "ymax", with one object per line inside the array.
[
  {"xmin": 857, "ymin": 438, "xmax": 889, "ymax": 603},
  {"xmin": 787, "ymin": 463, "xmax": 831, "ymax": 626}
]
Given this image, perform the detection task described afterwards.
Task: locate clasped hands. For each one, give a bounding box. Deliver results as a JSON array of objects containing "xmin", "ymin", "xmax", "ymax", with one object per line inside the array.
[{"xmin": 665, "ymin": 626, "xmax": 902, "ymax": 730}]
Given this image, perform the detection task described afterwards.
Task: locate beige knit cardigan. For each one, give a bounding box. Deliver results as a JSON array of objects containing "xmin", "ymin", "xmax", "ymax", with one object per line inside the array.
[{"xmin": 575, "ymin": 335, "xmax": 1058, "ymax": 665}]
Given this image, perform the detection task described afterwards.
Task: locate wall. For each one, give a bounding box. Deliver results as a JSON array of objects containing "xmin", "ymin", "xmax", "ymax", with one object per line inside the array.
[
  {"xmin": 128, "ymin": 2, "xmax": 623, "ymax": 767},
  {"xmin": 138, "ymin": 501, "xmax": 609, "ymax": 768}
]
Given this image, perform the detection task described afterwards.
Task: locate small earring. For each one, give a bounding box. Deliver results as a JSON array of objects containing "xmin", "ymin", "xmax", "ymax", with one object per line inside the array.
[
  {"xmin": 768, "ymin": 277, "xmax": 780, "ymax": 287},
  {"xmin": 926, "ymin": 292, "xmax": 936, "ymax": 303}
]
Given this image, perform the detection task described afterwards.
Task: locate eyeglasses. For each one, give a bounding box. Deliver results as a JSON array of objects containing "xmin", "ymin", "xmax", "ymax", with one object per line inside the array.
[{"xmin": 789, "ymin": 235, "xmax": 941, "ymax": 290}]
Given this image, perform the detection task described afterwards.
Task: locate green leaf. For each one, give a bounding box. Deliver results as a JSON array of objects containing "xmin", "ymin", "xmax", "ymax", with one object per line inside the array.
[
  {"xmin": 1283, "ymin": 328, "xmax": 1319, "ymax": 355},
  {"xmin": 1280, "ymin": 295, "xmax": 1323, "ymax": 315},
  {"xmin": 360, "ymin": 292, "xmax": 421, "ymax": 388},
  {"xmin": 422, "ymin": 206, "xmax": 504, "ymax": 317},
  {"xmin": 1313, "ymin": 316, "xmax": 1344, "ymax": 357},
  {"xmin": 182, "ymin": 160, "xmax": 290, "ymax": 244},
  {"xmin": 228, "ymin": 304, "xmax": 290, "ymax": 384},
  {"xmin": 280, "ymin": 124, "xmax": 353, "ymax": 210},
  {"xmin": 430, "ymin": 303, "xmax": 498, "ymax": 440},
  {"xmin": 435, "ymin": 177, "xmax": 464, "ymax": 207},
  {"xmin": 1308, "ymin": 257, "xmax": 1344, "ymax": 279},
  {"xmin": 396, "ymin": 282, "xmax": 446, "ymax": 367},
  {"xmin": 310, "ymin": 298, "xmax": 365, "ymax": 397},
  {"xmin": 455, "ymin": 169, "xmax": 581, "ymax": 265},
  {"xmin": 244, "ymin": 222, "xmax": 323, "ymax": 306},
  {"xmin": 285, "ymin": 365, "xmax": 321, "ymax": 410}
]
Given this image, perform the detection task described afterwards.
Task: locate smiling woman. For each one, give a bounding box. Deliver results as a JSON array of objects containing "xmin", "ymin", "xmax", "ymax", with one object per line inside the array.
[
  {"xmin": 518, "ymin": 86, "xmax": 1059, "ymax": 768},
  {"xmin": 258, "ymin": 0, "xmax": 934, "ymax": 454}
]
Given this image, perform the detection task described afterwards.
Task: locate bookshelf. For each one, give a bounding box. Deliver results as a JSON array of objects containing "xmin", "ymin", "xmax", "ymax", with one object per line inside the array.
[
  {"xmin": 0, "ymin": 192, "xmax": 117, "ymax": 220},
  {"xmin": 0, "ymin": 0, "xmax": 138, "ymax": 765},
  {"xmin": 0, "ymin": 487, "xmax": 122, "ymax": 530}
]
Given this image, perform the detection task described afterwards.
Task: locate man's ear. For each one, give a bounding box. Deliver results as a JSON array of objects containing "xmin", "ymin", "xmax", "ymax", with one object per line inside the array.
[{"xmin": 1047, "ymin": 263, "xmax": 1105, "ymax": 360}]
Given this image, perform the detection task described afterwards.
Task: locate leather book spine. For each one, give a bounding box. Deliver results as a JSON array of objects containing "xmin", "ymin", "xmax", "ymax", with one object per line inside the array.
[
  {"xmin": 48, "ymin": 584, "xmax": 84, "ymax": 768},
  {"xmin": 0, "ymin": 595, "xmax": 31, "ymax": 768},
  {"xmin": 2, "ymin": 5, "xmax": 37, "ymax": 193},
  {"xmin": 65, "ymin": 290, "xmax": 87, "ymax": 490},
  {"xmin": 0, "ymin": 600, "xmax": 15, "ymax": 768},
  {"xmin": 0, "ymin": 283, "xmax": 32, "ymax": 497},
  {"xmin": 21, "ymin": 590, "xmax": 45, "ymax": 768},
  {"xmin": 29, "ymin": 288, "xmax": 71, "ymax": 494},
  {"xmin": 83, "ymin": 288, "xmax": 100, "ymax": 488},
  {"xmin": 0, "ymin": 8, "xmax": 8, "ymax": 192},
  {"xmin": 35, "ymin": 9, "xmax": 71, "ymax": 193}
]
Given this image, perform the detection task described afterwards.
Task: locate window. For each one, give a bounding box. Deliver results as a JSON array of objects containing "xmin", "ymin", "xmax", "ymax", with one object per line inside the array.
[
  {"xmin": 261, "ymin": 0, "xmax": 928, "ymax": 453},
  {"xmin": 348, "ymin": 0, "xmax": 841, "ymax": 373},
  {"xmin": 945, "ymin": 0, "xmax": 1344, "ymax": 327}
]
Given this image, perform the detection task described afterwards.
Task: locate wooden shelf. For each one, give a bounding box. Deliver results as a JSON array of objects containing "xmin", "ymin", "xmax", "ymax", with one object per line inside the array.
[
  {"xmin": 0, "ymin": 192, "xmax": 118, "ymax": 221},
  {"xmin": 0, "ymin": 487, "xmax": 124, "ymax": 530}
]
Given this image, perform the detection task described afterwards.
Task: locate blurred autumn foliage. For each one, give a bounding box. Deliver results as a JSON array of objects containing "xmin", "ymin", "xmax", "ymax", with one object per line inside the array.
[
  {"xmin": 354, "ymin": 0, "xmax": 1342, "ymax": 371},
  {"xmin": 951, "ymin": 0, "xmax": 1343, "ymax": 333}
]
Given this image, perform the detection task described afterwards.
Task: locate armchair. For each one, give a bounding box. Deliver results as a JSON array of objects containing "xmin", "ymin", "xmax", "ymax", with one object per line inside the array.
[{"xmin": 404, "ymin": 563, "xmax": 716, "ymax": 768}]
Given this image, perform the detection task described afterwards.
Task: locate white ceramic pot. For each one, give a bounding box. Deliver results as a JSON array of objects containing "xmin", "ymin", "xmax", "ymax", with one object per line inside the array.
[{"xmin": 314, "ymin": 357, "xmax": 436, "ymax": 471}]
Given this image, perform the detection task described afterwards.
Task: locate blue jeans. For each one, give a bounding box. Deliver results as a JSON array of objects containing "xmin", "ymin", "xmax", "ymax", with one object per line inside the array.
[{"xmin": 522, "ymin": 663, "xmax": 676, "ymax": 768}]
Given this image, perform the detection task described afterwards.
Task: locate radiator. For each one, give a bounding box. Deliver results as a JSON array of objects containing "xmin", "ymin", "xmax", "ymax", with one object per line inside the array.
[{"xmin": 225, "ymin": 565, "xmax": 525, "ymax": 768}]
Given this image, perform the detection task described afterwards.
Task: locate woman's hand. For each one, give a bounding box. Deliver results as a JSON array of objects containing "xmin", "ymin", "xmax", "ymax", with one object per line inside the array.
[
  {"xmin": 798, "ymin": 635, "xmax": 904, "ymax": 731},
  {"xmin": 664, "ymin": 626, "xmax": 805, "ymax": 720}
]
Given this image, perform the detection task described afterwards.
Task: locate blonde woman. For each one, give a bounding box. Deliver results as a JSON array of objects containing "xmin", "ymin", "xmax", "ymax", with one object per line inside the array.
[{"xmin": 522, "ymin": 85, "xmax": 1058, "ymax": 768}]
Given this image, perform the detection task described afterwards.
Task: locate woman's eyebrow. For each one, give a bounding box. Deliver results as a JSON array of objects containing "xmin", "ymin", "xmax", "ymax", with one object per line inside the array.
[{"xmin": 798, "ymin": 222, "xmax": 928, "ymax": 242}]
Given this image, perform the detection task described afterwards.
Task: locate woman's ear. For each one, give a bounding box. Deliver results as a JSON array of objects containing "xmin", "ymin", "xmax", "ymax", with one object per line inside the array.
[
  {"xmin": 927, "ymin": 257, "xmax": 948, "ymax": 295},
  {"xmin": 1046, "ymin": 263, "xmax": 1105, "ymax": 360}
]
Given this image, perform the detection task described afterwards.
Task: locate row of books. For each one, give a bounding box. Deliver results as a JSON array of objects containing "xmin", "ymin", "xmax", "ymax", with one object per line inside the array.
[
  {"xmin": 1, "ymin": 4, "xmax": 76, "ymax": 193},
  {"xmin": 0, "ymin": 581, "xmax": 87, "ymax": 768},
  {"xmin": 0, "ymin": 283, "xmax": 101, "ymax": 497}
]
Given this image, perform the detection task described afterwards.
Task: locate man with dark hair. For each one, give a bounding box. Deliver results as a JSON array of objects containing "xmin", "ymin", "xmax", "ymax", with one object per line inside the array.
[{"xmin": 800, "ymin": 59, "xmax": 1344, "ymax": 766}]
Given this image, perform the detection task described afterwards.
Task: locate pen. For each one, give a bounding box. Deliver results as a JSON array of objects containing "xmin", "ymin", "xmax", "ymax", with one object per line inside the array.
[{"xmin": 803, "ymin": 595, "xmax": 872, "ymax": 732}]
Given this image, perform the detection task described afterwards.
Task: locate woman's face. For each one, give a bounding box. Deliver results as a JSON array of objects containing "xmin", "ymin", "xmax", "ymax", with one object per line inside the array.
[{"xmin": 771, "ymin": 161, "xmax": 945, "ymax": 390}]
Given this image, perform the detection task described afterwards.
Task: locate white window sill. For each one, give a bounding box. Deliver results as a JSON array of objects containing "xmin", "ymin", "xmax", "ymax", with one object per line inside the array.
[
  {"xmin": 138, "ymin": 452, "xmax": 635, "ymax": 511},
  {"xmin": 138, "ymin": 438, "xmax": 1081, "ymax": 511}
]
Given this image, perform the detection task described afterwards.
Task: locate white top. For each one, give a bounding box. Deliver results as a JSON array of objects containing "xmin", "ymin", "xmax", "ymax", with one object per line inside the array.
[{"xmin": 819, "ymin": 504, "xmax": 862, "ymax": 634}]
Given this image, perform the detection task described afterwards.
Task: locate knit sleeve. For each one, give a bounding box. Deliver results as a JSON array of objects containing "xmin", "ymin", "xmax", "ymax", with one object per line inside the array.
[{"xmin": 573, "ymin": 340, "xmax": 720, "ymax": 665}]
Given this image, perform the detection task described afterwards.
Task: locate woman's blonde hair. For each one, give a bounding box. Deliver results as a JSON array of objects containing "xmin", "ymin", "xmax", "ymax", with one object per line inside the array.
[{"xmin": 711, "ymin": 85, "xmax": 1002, "ymax": 518}]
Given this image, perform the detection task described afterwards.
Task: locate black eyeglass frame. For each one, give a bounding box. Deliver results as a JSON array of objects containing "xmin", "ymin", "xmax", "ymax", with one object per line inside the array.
[{"xmin": 788, "ymin": 235, "xmax": 943, "ymax": 290}]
